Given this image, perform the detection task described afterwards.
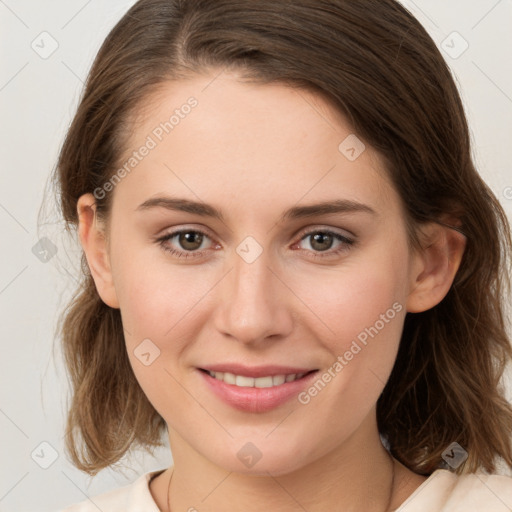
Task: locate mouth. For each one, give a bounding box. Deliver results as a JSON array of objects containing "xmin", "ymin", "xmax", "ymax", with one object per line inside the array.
[
  {"xmin": 197, "ymin": 365, "xmax": 319, "ymax": 413},
  {"xmin": 199, "ymin": 368, "xmax": 316, "ymax": 388}
]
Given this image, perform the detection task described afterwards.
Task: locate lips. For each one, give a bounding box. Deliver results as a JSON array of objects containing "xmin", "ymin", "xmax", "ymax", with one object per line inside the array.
[{"xmin": 197, "ymin": 364, "xmax": 318, "ymax": 413}]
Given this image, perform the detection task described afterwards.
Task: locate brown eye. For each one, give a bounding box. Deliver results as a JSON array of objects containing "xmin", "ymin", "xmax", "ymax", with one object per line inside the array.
[
  {"xmin": 157, "ymin": 229, "xmax": 215, "ymax": 259},
  {"xmin": 178, "ymin": 231, "xmax": 204, "ymax": 251},
  {"xmin": 309, "ymin": 232, "xmax": 335, "ymax": 252},
  {"xmin": 295, "ymin": 229, "xmax": 355, "ymax": 259}
]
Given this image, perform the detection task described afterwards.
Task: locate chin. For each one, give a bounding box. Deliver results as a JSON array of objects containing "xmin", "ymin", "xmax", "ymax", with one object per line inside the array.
[{"xmin": 200, "ymin": 435, "xmax": 317, "ymax": 477}]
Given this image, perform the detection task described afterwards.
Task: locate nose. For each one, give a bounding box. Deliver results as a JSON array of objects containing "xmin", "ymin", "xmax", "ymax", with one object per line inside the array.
[{"xmin": 212, "ymin": 247, "xmax": 294, "ymax": 346}]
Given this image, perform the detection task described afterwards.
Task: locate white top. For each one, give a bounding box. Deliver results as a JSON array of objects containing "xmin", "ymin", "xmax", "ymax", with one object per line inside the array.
[{"xmin": 59, "ymin": 468, "xmax": 512, "ymax": 512}]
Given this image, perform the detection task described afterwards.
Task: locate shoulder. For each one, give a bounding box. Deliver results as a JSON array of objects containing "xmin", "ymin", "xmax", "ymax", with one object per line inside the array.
[
  {"xmin": 397, "ymin": 469, "xmax": 512, "ymax": 512},
  {"xmin": 442, "ymin": 471, "xmax": 512, "ymax": 511},
  {"xmin": 57, "ymin": 470, "xmax": 164, "ymax": 512}
]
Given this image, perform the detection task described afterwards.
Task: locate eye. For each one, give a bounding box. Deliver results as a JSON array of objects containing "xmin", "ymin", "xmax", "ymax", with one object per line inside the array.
[
  {"xmin": 294, "ymin": 229, "xmax": 355, "ymax": 258},
  {"xmin": 156, "ymin": 227, "xmax": 355, "ymax": 260},
  {"xmin": 156, "ymin": 228, "xmax": 217, "ymax": 259}
]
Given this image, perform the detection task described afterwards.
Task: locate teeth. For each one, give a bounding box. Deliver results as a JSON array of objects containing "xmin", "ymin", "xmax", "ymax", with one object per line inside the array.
[
  {"xmin": 255, "ymin": 376, "xmax": 273, "ymax": 388},
  {"xmin": 222, "ymin": 372, "xmax": 236, "ymax": 385},
  {"xmin": 207, "ymin": 371, "xmax": 307, "ymax": 387},
  {"xmin": 272, "ymin": 375, "xmax": 286, "ymax": 386},
  {"xmin": 235, "ymin": 375, "xmax": 254, "ymax": 387}
]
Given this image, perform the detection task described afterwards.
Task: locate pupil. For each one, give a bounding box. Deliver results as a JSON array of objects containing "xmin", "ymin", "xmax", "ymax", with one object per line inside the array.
[
  {"xmin": 311, "ymin": 233, "xmax": 332, "ymax": 251},
  {"xmin": 180, "ymin": 232, "xmax": 203, "ymax": 250}
]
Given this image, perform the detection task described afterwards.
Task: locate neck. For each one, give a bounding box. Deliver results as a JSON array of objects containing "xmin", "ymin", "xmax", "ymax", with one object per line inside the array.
[{"xmin": 151, "ymin": 413, "xmax": 409, "ymax": 512}]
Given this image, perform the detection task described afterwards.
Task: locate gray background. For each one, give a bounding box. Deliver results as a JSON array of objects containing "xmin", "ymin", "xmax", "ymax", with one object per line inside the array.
[{"xmin": 1, "ymin": 1, "xmax": 511, "ymax": 511}]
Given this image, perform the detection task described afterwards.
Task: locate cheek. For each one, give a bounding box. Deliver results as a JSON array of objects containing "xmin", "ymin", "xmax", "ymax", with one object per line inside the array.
[
  {"xmin": 290, "ymin": 245, "xmax": 409, "ymax": 413},
  {"xmin": 294, "ymin": 248, "xmax": 408, "ymax": 354},
  {"xmin": 112, "ymin": 252, "xmax": 208, "ymax": 417},
  {"xmin": 111, "ymin": 233, "xmax": 204, "ymax": 339},
  {"xmin": 333, "ymin": 270, "xmax": 405, "ymax": 356}
]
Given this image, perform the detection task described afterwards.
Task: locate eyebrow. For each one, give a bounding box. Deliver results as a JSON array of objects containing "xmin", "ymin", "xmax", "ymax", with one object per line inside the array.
[{"xmin": 135, "ymin": 196, "xmax": 377, "ymax": 223}]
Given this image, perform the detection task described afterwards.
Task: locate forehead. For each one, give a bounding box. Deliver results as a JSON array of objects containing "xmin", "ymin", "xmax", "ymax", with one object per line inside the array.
[{"xmin": 111, "ymin": 72, "xmax": 401, "ymax": 221}]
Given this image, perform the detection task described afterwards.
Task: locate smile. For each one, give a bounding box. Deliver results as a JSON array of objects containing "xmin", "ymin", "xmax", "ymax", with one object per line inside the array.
[
  {"xmin": 198, "ymin": 367, "xmax": 319, "ymax": 413},
  {"xmin": 204, "ymin": 370, "xmax": 309, "ymax": 388}
]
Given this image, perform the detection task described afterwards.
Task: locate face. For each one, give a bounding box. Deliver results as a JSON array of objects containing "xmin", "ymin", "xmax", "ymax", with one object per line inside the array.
[{"xmin": 88, "ymin": 71, "xmax": 422, "ymax": 475}]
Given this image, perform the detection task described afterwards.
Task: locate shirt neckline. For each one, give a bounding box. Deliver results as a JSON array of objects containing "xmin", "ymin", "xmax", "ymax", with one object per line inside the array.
[
  {"xmin": 394, "ymin": 468, "xmax": 453, "ymax": 511},
  {"xmin": 141, "ymin": 467, "xmax": 453, "ymax": 511}
]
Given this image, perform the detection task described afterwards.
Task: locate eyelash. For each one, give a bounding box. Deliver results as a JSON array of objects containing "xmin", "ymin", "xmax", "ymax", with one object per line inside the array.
[{"xmin": 156, "ymin": 228, "xmax": 355, "ymax": 260}]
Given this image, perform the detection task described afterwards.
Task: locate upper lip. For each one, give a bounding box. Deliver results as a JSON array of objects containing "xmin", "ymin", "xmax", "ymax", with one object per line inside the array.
[{"xmin": 199, "ymin": 364, "xmax": 317, "ymax": 378}]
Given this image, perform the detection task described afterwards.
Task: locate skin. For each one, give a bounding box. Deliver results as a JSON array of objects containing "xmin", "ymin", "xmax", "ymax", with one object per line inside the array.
[{"xmin": 77, "ymin": 71, "xmax": 466, "ymax": 511}]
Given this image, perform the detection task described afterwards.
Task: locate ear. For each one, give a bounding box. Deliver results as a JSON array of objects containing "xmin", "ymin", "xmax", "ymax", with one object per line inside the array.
[
  {"xmin": 406, "ymin": 221, "xmax": 467, "ymax": 313},
  {"xmin": 77, "ymin": 193, "xmax": 120, "ymax": 309}
]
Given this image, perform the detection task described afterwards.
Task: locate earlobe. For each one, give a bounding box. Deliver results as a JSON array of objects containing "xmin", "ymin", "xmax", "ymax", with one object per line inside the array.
[
  {"xmin": 77, "ymin": 193, "xmax": 120, "ymax": 309},
  {"xmin": 406, "ymin": 222, "xmax": 467, "ymax": 313}
]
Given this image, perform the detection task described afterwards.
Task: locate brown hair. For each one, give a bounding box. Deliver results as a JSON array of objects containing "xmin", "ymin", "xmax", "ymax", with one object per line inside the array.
[{"xmin": 52, "ymin": 0, "xmax": 512, "ymax": 475}]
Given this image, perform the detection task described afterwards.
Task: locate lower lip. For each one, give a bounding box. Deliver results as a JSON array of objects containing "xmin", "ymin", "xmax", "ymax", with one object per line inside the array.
[{"xmin": 198, "ymin": 369, "xmax": 318, "ymax": 413}]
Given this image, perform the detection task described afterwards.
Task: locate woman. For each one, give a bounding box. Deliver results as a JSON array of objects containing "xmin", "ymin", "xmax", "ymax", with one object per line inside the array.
[{"xmin": 55, "ymin": 0, "xmax": 512, "ymax": 510}]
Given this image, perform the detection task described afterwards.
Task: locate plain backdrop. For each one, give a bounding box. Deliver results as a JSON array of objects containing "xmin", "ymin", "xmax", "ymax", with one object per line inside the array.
[{"xmin": 0, "ymin": 1, "xmax": 511, "ymax": 511}]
